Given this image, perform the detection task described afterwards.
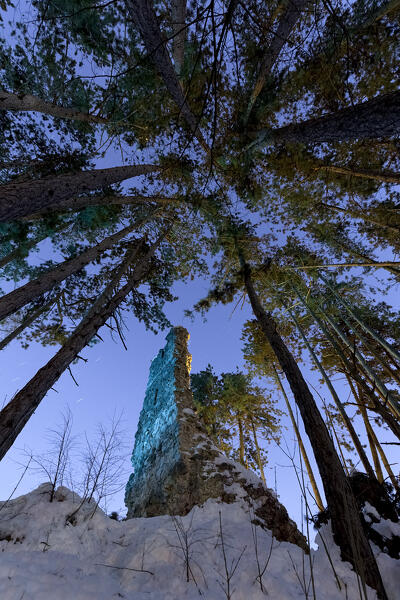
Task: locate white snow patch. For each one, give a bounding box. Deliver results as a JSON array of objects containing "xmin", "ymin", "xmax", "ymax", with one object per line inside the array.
[{"xmin": 0, "ymin": 483, "xmax": 399, "ymax": 599}]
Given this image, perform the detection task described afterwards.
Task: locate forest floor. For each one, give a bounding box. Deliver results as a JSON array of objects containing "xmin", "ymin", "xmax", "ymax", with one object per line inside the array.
[{"xmin": 0, "ymin": 483, "xmax": 399, "ymax": 599}]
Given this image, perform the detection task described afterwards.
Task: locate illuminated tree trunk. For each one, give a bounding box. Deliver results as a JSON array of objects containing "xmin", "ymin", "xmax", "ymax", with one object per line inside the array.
[
  {"xmin": 0, "ymin": 164, "xmax": 160, "ymax": 221},
  {"xmin": 0, "ymin": 90, "xmax": 108, "ymax": 124},
  {"xmin": 237, "ymin": 416, "xmax": 245, "ymax": 466},
  {"xmin": 286, "ymin": 303, "xmax": 375, "ymax": 479},
  {"xmin": 272, "ymin": 364, "xmax": 324, "ymax": 512},
  {"xmin": 250, "ymin": 419, "xmax": 266, "ymax": 484},
  {"xmin": 241, "ymin": 262, "xmax": 387, "ymax": 599},
  {"xmin": 292, "ymin": 283, "xmax": 400, "ymax": 439}
]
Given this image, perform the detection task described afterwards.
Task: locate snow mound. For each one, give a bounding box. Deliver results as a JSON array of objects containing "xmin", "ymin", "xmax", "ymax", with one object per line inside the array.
[{"xmin": 0, "ymin": 483, "xmax": 399, "ymax": 599}]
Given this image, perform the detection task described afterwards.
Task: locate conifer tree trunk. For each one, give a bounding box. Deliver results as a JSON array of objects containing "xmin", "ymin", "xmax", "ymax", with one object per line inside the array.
[
  {"xmin": 250, "ymin": 419, "xmax": 266, "ymax": 484},
  {"xmin": 319, "ymin": 273, "xmax": 400, "ymax": 366},
  {"xmin": 0, "ymin": 221, "xmax": 71, "ymax": 269},
  {"xmin": 244, "ymin": 0, "xmax": 310, "ymax": 123},
  {"xmin": 0, "ymin": 90, "xmax": 108, "ymax": 124},
  {"xmin": 316, "ymin": 164, "xmax": 400, "ymax": 185},
  {"xmin": 237, "ymin": 416, "xmax": 245, "ymax": 466},
  {"xmin": 125, "ymin": 0, "xmax": 208, "ymax": 151},
  {"xmin": 272, "ymin": 364, "xmax": 324, "ymax": 511},
  {"xmin": 352, "ymin": 380, "xmax": 400, "ymax": 492},
  {"xmin": 171, "ymin": 0, "xmax": 187, "ymax": 74},
  {"xmin": 252, "ymin": 90, "xmax": 400, "ymax": 149},
  {"xmin": 287, "ymin": 304, "xmax": 376, "ymax": 478},
  {"xmin": 0, "ymin": 235, "xmax": 162, "ymax": 461},
  {"xmin": 0, "ymin": 295, "xmax": 59, "ymax": 352},
  {"xmin": 242, "ymin": 263, "xmax": 387, "ymax": 599},
  {"xmin": 292, "ymin": 282, "xmax": 400, "ymax": 438},
  {"xmin": 22, "ymin": 194, "xmax": 174, "ymax": 220},
  {"xmin": 0, "ymin": 164, "xmax": 160, "ymax": 222},
  {"xmin": 0, "ymin": 222, "xmax": 139, "ymax": 322}
]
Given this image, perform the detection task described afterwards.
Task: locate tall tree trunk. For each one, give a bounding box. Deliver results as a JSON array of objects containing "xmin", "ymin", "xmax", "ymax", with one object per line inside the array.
[
  {"xmin": 316, "ymin": 164, "xmax": 400, "ymax": 185},
  {"xmin": 292, "ymin": 282, "xmax": 400, "ymax": 438},
  {"xmin": 0, "ymin": 222, "xmax": 139, "ymax": 322},
  {"xmin": 322, "ymin": 401, "xmax": 350, "ymax": 476},
  {"xmin": 237, "ymin": 416, "xmax": 245, "ymax": 466},
  {"xmin": 0, "ymin": 295, "xmax": 59, "ymax": 352},
  {"xmin": 336, "ymin": 240, "xmax": 400, "ymax": 279},
  {"xmin": 321, "ymin": 310, "xmax": 400, "ymax": 419},
  {"xmin": 251, "ymin": 90, "xmax": 400, "ymax": 150},
  {"xmin": 0, "ymin": 235, "xmax": 162, "ymax": 461},
  {"xmin": 348, "ymin": 377, "xmax": 385, "ymax": 484},
  {"xmin": 244, "ymin": 0, "xmax": 310, "ymax": 124},
  {"xmin": 0, "ymin": 164, "xmax": 160, "ymax": 222},
  {"xmin": 0, "ymin": 221, "xmax": 71, "ymax": 268},
  {"xmin": 171, "ymin": 0, "xmax": 187, "ymax": 74},
  {"xmin": 0, "ymin": 90, "xmax": 108, "ymax": 124},
  {"xmin": 125, "ymin": 0, "xmax": 208, "ymax": 151},
  {"xmin": 272, "ymin": 364, "xmax": 324, "ymax": 511},
  {"xmin": 241, "ymin": 262, "xmax": 387, "ymax": 599},
  {"xmin": 250, "ymin": 419, "xmax": 266, "ymax": 484},
  {"xmin": 320, "ymin": 202, "xmax": 400, "ymax": 236},
  {"xmin": 22, "ymin": 194, "xmax": 175, "ymax": 220},
  {"xmin": 319, "ymin": 273, "xmax": 400, "ymax": 366},
  {"xmin": 352, "ymin": 379, "xmax": 400, "ymax": 492},
  {"xmin": 286, "ymin": 303, "xmax": 376, "ymax": 478}
]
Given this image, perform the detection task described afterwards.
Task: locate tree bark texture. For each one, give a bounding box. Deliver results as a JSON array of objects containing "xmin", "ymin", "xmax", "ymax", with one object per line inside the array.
[
  {"xmin": 252, "ymin": 90, "xmax": 400, "ymax": 148},
  {"xmin": 0, "ymin": 90, "xmax": 108, "ymax": 124},
  {"xmin": 272, "ymin": 364, "xmax": 324, "ymax": 511},
  {"xmin": 125, "ymin": 0, "xmax": 208, "ymax": 151},
  {"xmin": 0, "ymin": 223, "xmax": 138, "ymax": 322},
  {"xmin": 21, "ymin": 194, "xmax": 175, "ymax": 220},
  {"xmin": 244, "ymin": 0, "xmax": 310, "ymax": 123},
  {"xmin": 171, "ymin": 0, "xmax": 187, "ymax": 73},
  {"xmin": 287, "ymin": 304, "xmax": 376, "ymax": 479},
  {"xmin": 0, "ymin": 236, "xmax": 161, "ymax": 462},
  {"xmin": 316, "ymin": 164, "xmax": 400, "ymax": 184},
  {"xmin": 0, "ymin": 295, "xmax": 59, "ymax": 352},
  {"xmin": 0, "ymin": 164, "xmax": 160, "ymax": 222},
  {"xmin": 242, "ymin": 264, "xmax": 387, "ymax": 599}
]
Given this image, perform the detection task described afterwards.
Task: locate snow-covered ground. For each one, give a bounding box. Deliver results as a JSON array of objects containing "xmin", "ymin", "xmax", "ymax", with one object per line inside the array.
[{"xmin": 0, "ymin": 483, "xmax": 399, "ymax": 599}]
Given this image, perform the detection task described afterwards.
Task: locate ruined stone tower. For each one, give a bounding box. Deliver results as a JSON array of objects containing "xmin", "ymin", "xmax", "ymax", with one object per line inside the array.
[{"xmin": 125, "ymin": 327, "xmax": 307, "ymax": 550}]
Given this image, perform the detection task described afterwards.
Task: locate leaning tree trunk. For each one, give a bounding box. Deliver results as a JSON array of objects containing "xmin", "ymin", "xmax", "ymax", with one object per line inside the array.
[
  {"xmin": 0, "ymin": 235, "xmax": 163, "ymax": 461},
  {"xmin": 22, "ymin": 194, "xmax": 175, "ymax": 220},
  {"xmin": 237, "ymin": 416, "xmax": 245, "ymax": 466},
  {"xmin": 292, "ymin": 282, "xmax": 400, "ymax": 438},
  {"xmin": 0, "ymin": 163, "xmax": 160, "ymax": 222},
  {"xmin": 0, "ymin": 222, "xmax": 139, "ymax": 322},
  {"xmin": 250, "ymin": 419, "xmax": 266, "ymax": 484},
  {"xmin": 0, "ymin": 90, "xmax": 108, "ymax": 124},
  {"xmin": 0, "ymin": 294, "xmax": 60, "ymax": 352},
  {"xmin": 125, "ymin": 0, "xmax": 208, "ymax": 151},
  {"xmin": 251, "ymin": 90, "xmax": 400, "ymax": 150},
  {"xmin": 286, "ymin": 303, "xmax": 376, "ymax": 479},
  {"xmin": 171, "ymin": 0, "xmax": 187, "ymax": 74},
  {"xmin": 242, "ymin": 263, "xmax": 387, "ymax": 599},
  {"xmin": 319, "ymin": 273, "xmax": 400, "ymax": 366},
  {"xmin": 0, "ymin": 220, "xmax": 71, "ymax": 269},
  {"xmin": 244, "ymin": 0, "xmax": 310, "ymax": 123},
  {"xmin": 316, "ymin": 164, "xmax": 400, "ymax": 185},
  {"xmin": 272, "ymin": 364, "xmax": 324, "ymax": 511}
]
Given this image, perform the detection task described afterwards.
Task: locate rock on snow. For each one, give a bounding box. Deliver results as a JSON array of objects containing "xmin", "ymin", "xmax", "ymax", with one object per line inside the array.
[{"xmin": 0, "ymin": 483, "xmax": 399, "ymax": 599}]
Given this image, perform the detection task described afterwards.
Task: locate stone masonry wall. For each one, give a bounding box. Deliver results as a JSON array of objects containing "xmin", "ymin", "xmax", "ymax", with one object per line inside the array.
[{"xmin": 125, "ymin": 327, "xmax": 307, "ymax": 551}]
